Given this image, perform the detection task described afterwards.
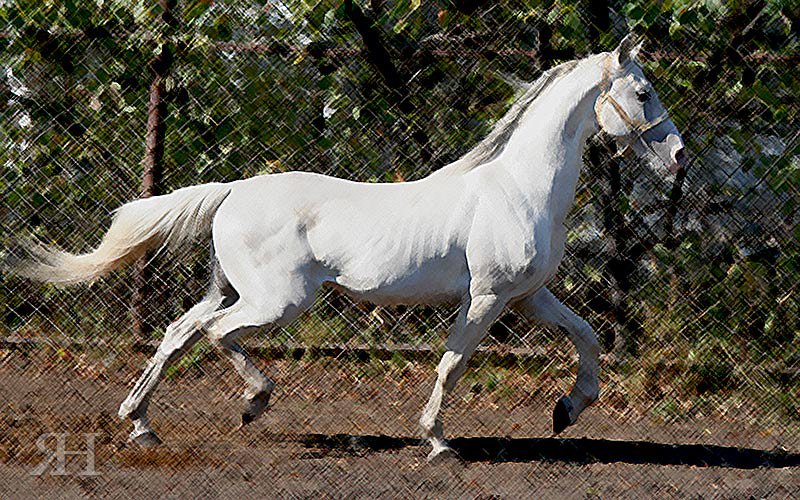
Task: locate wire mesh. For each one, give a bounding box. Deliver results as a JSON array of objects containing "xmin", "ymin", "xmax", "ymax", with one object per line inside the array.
[{"xmin": 1, "ymin": 0, "xmax": 799, "ymax": 497}]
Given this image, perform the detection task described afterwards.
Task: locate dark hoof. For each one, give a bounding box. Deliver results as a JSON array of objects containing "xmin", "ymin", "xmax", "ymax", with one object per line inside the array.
[
  {"xmin": 131, "ymin": 431, "xmax": 162, "ymax": 448},
  {"xmin": 552, "ymin": 396, "xmax": 573, "ymax": 435},
  {"xmin": 241, "ymin": 391, "xmax": 271, "ymax": 427}
]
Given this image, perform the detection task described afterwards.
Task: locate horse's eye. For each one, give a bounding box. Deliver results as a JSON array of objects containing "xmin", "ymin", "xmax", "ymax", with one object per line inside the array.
[{"xmin": 636, "ymin": 90, "xmax": 651, "ymax": 103}]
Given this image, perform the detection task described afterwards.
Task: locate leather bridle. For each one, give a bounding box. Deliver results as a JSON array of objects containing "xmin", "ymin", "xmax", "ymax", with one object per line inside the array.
[{"xmin": 594, "ymin": 55, "xmax": 670, "ymax": 159}]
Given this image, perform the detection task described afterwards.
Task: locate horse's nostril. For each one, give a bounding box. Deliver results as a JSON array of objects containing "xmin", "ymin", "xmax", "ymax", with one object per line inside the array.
[{"xmin": 673, "ymin": 147, "xmax": 687, "ymax": 169}]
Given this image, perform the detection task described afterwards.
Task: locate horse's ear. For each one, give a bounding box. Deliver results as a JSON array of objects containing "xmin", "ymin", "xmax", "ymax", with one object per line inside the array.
[{"xmin": 613, "ymin": 34, "xmax": 640, "ymax": 65}]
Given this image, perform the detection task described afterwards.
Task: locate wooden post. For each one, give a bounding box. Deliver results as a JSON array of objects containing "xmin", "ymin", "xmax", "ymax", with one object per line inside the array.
[{"xmin": 131, "ymin": 0, "xmax": 176, "ymax": 338}]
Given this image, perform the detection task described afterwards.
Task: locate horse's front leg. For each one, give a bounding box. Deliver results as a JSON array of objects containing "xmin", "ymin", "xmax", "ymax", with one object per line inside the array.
[
  {"xmin": 419, "ymin": 292, "xmax": 506, "ymax": 462},
  {"xmin": 514, "ymin": 287, "xmax": 601, "ymax": 434}
]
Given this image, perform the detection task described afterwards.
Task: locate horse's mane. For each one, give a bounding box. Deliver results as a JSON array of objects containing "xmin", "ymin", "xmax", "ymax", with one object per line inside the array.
[{"xmin": 432, "ymin": 59, "xmax": 581, "ymax": 176}]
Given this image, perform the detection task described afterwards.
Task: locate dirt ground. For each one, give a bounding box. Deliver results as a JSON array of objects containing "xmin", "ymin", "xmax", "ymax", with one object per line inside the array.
[{"xmin": 1, "ymin": 347, "xmax": 799, "ymax": 499}]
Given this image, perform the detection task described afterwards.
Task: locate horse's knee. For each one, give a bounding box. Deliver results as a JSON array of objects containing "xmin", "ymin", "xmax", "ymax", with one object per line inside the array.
[
  {"xmin": 437, "ymin": 351, "xmax": 462, "ymax": 377},
  {"xmin": 466, "ymin": 293, "xmax": 501, "ymax": 322},
  {"xmin": 571, "ymin": 321, "xmax": 600, "ymax": 358},
  {"xmin": 584, "ymin": 329, "xmax": 601, "ymax": 359},
  {"xmin": 437, "ymin": 351, "xmax": 465, "ymax": 392}
]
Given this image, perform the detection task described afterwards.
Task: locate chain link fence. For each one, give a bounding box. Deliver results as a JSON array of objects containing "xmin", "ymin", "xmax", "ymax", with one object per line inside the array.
[{"xmin": 2, "ymin": 0, "xmax": 799, "ymax": 497}]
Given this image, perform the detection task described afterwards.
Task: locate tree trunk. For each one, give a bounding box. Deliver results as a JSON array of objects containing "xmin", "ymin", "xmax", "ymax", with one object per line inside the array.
[
  {"xmin": 343, "ymin": 0, "xmax": 431, "ymax": 169},
  {"xmin": 131, "ymin": 0, "xmax": 176, "ymax": 338}
]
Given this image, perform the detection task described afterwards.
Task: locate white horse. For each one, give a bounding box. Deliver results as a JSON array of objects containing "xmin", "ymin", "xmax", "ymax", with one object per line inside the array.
[{"xmin": 9, "ymin": 35, "xmax": 686, "ymax": 461}]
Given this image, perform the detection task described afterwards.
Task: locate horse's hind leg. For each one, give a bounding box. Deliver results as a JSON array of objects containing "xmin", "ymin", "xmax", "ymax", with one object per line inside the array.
[
  {"xmin": 214, "ymin": 331, "xmax": 275, "ymax": 427},
  {"xmin": 203, "ymin": 285, "xmax": 316, "ymax": 427},
  {"xmin": 118, "ymin": 297, "xmax": 220, "ymax": 445},
  {"xmin": 514, "ymin": 287, "xmax": 600, "ymax": 434},
  {"xmin": 203, "ymin": 258, "xmax": 275, "ymax": 425}
]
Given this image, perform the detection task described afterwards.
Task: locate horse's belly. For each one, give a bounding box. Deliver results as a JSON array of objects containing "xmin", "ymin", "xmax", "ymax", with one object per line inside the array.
[{"xmin": 331, "ymin": 253, "xmax": 469, "ymax": 305}]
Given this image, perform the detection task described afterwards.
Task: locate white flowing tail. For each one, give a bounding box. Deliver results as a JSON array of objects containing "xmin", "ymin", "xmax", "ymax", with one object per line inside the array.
[{"xmin": 6, "ymin": 183, "xmax": 232, "ymax": 285}]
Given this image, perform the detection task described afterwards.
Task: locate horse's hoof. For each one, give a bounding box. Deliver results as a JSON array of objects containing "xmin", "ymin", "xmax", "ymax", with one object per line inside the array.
[
  {"xmin": 427, "ymin": 445, "xmax": 459, "ymax": 465},
  {"xmin": 553, "ymin": 395, "xmax": 574, "ymax": 435},
  {"xmin": 241, "ymin": 390, "xmax": 271, "ymax": 427},
  {"xmin": 130, "ymin": 430, "xmax": 162, "ymax": 448}
]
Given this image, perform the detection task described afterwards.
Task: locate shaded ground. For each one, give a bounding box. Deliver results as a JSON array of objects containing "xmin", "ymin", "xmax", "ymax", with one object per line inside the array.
[{"xmin": 1, "ymin": 347, "xmax": 799, "ymax": 498}]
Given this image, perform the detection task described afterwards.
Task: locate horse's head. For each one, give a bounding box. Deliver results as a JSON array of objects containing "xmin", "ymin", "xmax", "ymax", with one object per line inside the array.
[{"xmin": 595, "ymin": 35, "xmax": 687, "ymax": 177}]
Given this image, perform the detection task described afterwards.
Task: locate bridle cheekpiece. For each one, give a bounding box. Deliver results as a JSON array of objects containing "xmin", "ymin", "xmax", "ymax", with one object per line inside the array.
[{"xmin": 594, "ymin": 55, "xmax": 670, "ymax": 157}]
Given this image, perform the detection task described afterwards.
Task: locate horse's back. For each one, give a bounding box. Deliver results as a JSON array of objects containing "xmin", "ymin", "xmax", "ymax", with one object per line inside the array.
[{"xmin": 211, "ymin": 171, "xmax": 475, "ymax": 305}]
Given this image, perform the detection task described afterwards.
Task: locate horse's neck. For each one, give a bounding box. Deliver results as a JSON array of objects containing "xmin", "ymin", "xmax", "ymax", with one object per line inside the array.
[{"xmin": 498, "ymin": 57, "xmax": 605, "ymax": 225}]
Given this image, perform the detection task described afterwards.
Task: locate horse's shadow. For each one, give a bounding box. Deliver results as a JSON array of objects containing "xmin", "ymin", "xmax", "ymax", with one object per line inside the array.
[{"xmin": 296, "ymin": 433, "xmax": 800, "ymax": 469}]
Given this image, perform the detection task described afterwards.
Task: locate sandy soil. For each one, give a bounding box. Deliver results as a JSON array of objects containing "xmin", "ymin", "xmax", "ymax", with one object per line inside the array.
[{"xmin": 1, "ymin": 348, "xmax": 798, "ymax": 499}]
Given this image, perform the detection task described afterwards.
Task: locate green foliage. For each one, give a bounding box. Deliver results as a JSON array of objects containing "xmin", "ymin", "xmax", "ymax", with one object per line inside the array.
[
  {"xmin": 164, "ymin": 340, "xmax": 218, "ymax": 379},
  {"xmin": 1, "ymin": 0, "xmax": 798, "ymax": 420}
]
